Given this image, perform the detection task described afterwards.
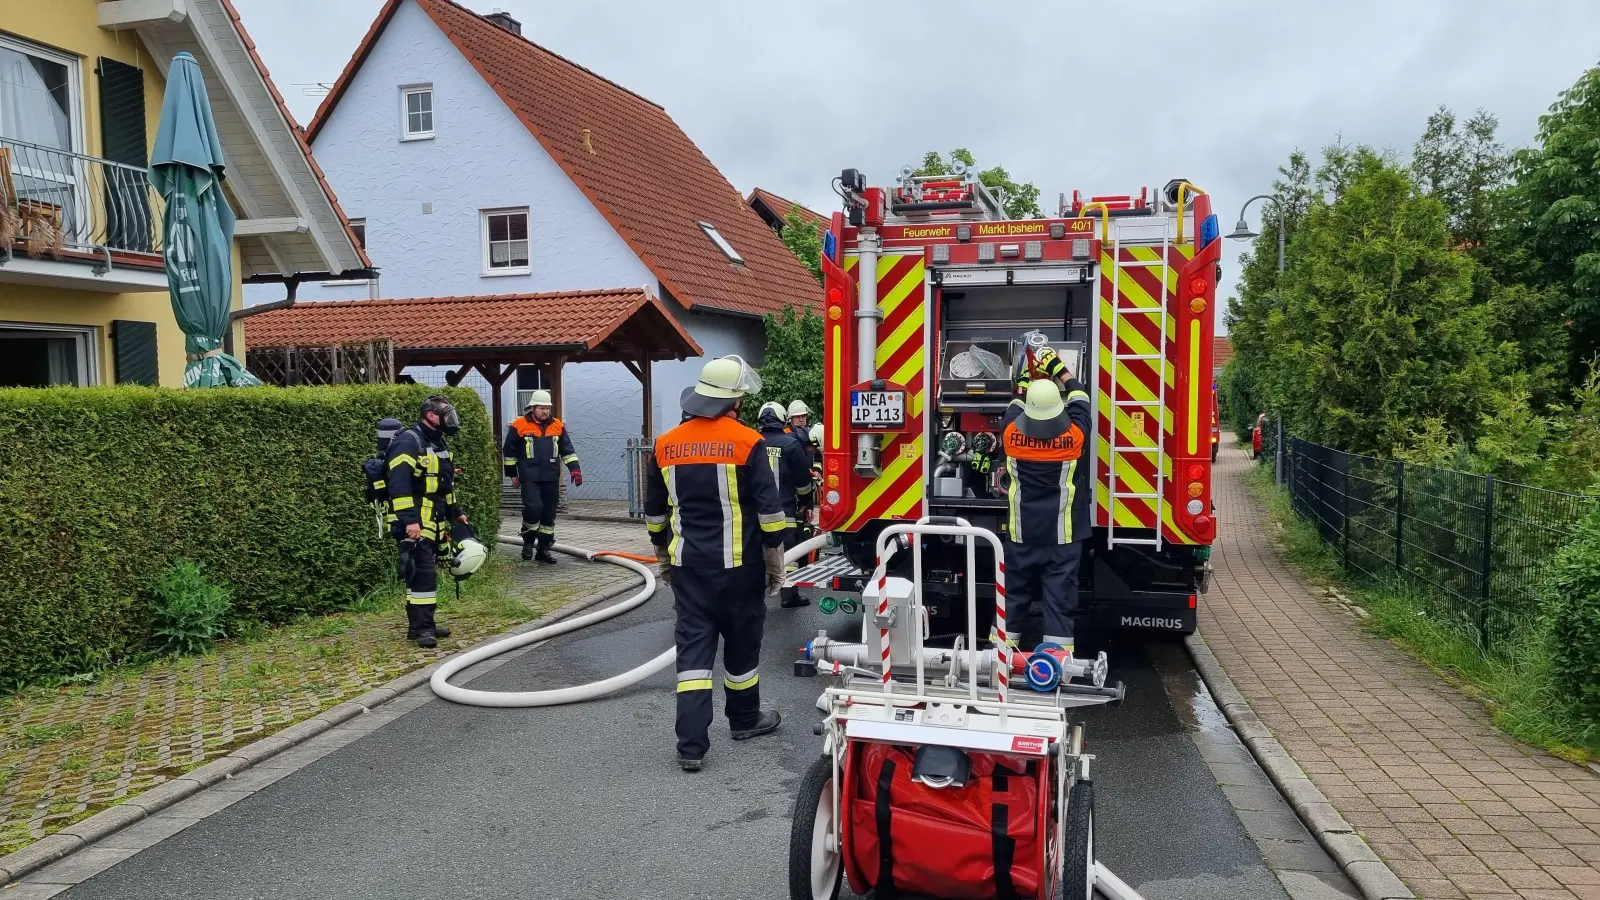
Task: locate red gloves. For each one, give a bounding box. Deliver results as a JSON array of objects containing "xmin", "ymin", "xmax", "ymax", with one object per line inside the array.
[{"xmin": 571, "ymin": 470, "xmax": 583, "ymax": 486}]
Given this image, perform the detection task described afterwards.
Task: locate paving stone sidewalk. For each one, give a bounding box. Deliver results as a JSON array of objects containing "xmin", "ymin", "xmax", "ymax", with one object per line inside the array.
[
  {"xmin": 0, "ymin": 519, "xmax": 650, "ymax": 857},
  {"xmin": 1206, "ymin": 438, "xmax": 1600, "ymax": 900}
]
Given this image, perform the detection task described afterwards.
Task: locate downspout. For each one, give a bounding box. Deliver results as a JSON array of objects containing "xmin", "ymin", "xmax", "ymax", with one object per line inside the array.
[
  {"xmin": 224, "ymin": 277, "xmax": 299, "ymax": 356},
  {"xmin": 854, "ymin": 228, "xmax": 882, "ymax": 478}
]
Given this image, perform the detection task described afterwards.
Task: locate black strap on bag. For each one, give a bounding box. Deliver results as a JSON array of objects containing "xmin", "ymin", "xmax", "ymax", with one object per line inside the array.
[
  {"xmin": 875, "ymin": 758, "xmax": 897, "ymax": 898},
  {"xmin": 992, "ymin": 802, "xmax": 1018, "ymax": 900}
]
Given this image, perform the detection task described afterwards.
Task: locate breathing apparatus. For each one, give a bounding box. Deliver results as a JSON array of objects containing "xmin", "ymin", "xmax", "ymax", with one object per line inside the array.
[
  {"xmin": 1018, "ymin": 329, "xmax": 1053, "ymax": 383},
  {"xmin": 421, "ymin": 394, "xmax": 461, "ymax": 436}
]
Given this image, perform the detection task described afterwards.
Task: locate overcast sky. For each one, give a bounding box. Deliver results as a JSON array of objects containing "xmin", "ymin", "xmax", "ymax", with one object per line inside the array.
[{"xmin": 236, "ymin": 0, "xmax": 1600, "ymax": 324}]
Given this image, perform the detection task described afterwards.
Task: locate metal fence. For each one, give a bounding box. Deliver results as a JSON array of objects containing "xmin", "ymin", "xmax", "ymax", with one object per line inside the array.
[
  {"xmin": 1284, "ymin": 436, "xmax": 1598, "ymax": 649},
  {"xmin": 2, "ymin": 138, "xmax": 163, "ymax": 258}
]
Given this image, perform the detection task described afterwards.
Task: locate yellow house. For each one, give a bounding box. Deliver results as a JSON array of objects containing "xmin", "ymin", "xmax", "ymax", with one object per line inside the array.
[{"xmin": 0, "ymin": 0, "xmax": 368, "ymax": 387}]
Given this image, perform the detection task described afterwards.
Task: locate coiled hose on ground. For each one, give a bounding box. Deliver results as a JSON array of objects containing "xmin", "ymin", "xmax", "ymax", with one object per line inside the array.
[{"xmin": 429, "ymin": 534, "xmax": 830, "ymax": 707}]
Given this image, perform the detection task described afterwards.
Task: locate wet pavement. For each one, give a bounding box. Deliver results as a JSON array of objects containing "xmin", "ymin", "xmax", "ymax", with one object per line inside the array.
[{"xmin": 29, "ymin": 562, "xmax": 1352, "ymax": 900}]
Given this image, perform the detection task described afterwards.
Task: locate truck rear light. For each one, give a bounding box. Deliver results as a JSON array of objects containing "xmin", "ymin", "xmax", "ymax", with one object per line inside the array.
[
  {"xmin": 1188, "ymin": 595, "xmax": 1197, "ymax": 609},
  {"xmin": 1189, "ymin": 298, "xmax": 1206, "ymax": 313},
  {"xmin": 1023, "ymin": 241, "xmax": 1043, "ymax": 261},
  {"xmin": 1185, "ymin": 499, "xmax": 1204, "ymax": 515},
  {"xmin": 826, "ymin": 474, "xmax": 839, "ymax": 488},
  {"xmin": 1049, "ymin": 222, "xmax": 1066, "ymax": 239},
  {"xmin": 1187, "ymin": 464, "xmax": 1204, "ymax": 480},
  {"xmin": 1188, "ymin": 276, "xmax": 1208, "ymax": 296},
  {"xmin": 1071, "ymin": 238, "xmax": 1089, "ymax": 259},
  {"xmin": 931, "ymin": 243, "xmax": 950, "ymax": 264},
  {"xmin": 826, "ymin": 490, "xmax": 841, "ymax": 504},
  {"xmin": 978, "ymin": 242, "xmax": 996, "ymax": 262},
  {"xmin": 956, "ymin": 225, "xmax": 972, "ymax": 242},
  {"xmin": 999, "ymin": 244, "xmax": 1021, "ymax": 258},
  {"xmin": 1192, "ymin": 514, "xmax": 1212, "ymax": 533},
  {"xmin": 1186, "ymin": 482, "xmax": 1203, "ymax": 498},
  {"xmin": 828, "ymin": 286, "xmax": 842, "ymax": 304}
]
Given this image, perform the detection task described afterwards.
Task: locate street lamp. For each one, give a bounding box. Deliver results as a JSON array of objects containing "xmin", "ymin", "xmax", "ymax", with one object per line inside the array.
[{"xmin": 1230, "ymin": 193, "xmax": 1285, "ymax": 274}]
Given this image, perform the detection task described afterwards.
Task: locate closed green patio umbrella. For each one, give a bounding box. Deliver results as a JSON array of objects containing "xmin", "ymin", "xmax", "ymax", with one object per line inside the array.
[{"xmin": 151, "ymin": 51, "xmax": 260, "ymax": 387}]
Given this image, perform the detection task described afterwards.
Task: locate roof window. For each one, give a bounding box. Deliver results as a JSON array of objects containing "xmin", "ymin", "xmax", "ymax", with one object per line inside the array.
[{"xmin": 698, "ymin": 221, "xmax": 743, "ymax": 265}]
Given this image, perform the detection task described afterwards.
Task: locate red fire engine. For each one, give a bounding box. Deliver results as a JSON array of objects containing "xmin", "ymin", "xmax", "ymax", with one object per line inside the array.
[{"xmin": 795, "ymin": 165, "xmax": 1220, "ymax": 642}]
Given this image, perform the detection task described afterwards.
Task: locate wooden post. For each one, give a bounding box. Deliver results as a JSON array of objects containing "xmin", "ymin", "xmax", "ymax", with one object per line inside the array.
[
  {"xmin": 550, "ymin": 356, "xmax": 567, "ymax": 417},
  {"xmin": 640, "ymin": 355, "xmax": 653, "ymax": 437}
]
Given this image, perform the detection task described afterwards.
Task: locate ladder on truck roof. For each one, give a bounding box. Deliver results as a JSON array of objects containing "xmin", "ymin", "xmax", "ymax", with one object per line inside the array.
[{"xmin": 1105, "ymin": 217, "xmax": 1173, "ymax": 549}]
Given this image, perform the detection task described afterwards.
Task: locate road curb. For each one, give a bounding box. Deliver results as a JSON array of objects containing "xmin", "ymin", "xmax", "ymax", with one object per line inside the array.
[
  {"xmin": 0, "ymin": 571, "xmax": 646, "ymax": 888},
  {"xmin": 1185, "ymin": 633, "xmax": 1415, "ymax": 900}
]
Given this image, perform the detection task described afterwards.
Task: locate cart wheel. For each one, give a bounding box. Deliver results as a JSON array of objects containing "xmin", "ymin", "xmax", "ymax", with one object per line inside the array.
[
  {"xmin": 1061, "ymin": 780, "xmax": 1095, "ymax": 900},
  {"xmin": 789, "ymin": 755, "xmax": 842, "ymax": 900}
]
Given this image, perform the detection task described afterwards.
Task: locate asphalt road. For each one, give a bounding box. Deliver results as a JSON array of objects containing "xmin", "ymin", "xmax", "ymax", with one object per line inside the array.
[{"xmin": 58, "ymin": 579, "xmax": 1295, "ymax": 900}]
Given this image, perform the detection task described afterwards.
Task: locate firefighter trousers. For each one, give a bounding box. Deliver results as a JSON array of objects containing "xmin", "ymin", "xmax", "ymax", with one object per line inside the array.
[
  {"xmin": 399, "ymin": 537, "xmax": 439, "ymax": 637},
  {"xmin": 1003, "ymin": 539, "xmax": 1084, "ymax": 647},
  {"xmin": 519, "ymin": 479, "xmax": 560, "ymax": 549},
  {"xmin": 671, "ymin": 563, "xmax": 766, "ymax": 760}
]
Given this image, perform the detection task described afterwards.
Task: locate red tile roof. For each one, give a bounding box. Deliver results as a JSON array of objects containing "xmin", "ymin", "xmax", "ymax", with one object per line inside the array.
[
  {"xmin": 1213, "ymin": 336, "xmax": 1234, "ymax": 368},
  {"xmin": 218, "ymin": 0, "xmax": 372, "ymax": 269},
  {"xmin": 747, "ymin": 188, "xmax": 828, "ymax": 233},
  {"xmin": 243, "ymin": 288, "xmax": 701, "ymax": 359},
  {"xmin": 305, "ymin": 0, "xmax": 818, "ymax": 318}
]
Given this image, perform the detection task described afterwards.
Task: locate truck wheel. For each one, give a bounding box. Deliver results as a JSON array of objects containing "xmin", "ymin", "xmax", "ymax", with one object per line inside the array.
[
  {"xmin": 789, "ymin": 755, "xmax": 842, "ymax": 900},
  {"xmin": 1061, "ymin": 780, "xmax": 1095, "ymax": 900}
]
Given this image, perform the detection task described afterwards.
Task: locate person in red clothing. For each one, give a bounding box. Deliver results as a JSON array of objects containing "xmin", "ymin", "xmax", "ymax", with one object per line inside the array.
[{"xmin": 1251, "ymin": 412, "xmax": 1266, "ymax": 459}]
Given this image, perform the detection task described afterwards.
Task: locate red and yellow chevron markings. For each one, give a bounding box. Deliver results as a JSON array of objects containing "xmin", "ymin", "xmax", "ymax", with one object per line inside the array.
[{"xmin": 842, "ymin": 252, "xmax": 926, "ymax": 529}]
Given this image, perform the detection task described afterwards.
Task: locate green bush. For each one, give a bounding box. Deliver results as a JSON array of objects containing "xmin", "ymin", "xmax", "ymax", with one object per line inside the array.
[
  {"xmin": 1544, "ymin": 507, "xmax": 1600, "ymax": 725},
  {"xmin": 0, "ymin": 384, "xmax": 499, "ymax": 688},
  {"xmin": 149, "ymin": 559, "xmax": 232, "ymax": 655}
]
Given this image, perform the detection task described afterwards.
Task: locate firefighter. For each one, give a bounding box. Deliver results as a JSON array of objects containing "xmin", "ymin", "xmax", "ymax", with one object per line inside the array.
[
  {"xmin": 502, "ymin": 390, "xmax": 582, "ymax": 563},
  {"xmin": 644, "ymin": 356, "xmax": 787, "ymax": 771},
  {"xmin": 786, "ymin": 399, "xmax": 813, "ymax": 459},
  {"xmin": 387, "ymin": 394, "xmax": 467, "ymax": 649},
  {"xmin": 996, "ymin": 370, "xmax": 1093, "ymax": 655},
  {"xmin": 756, "ymin": 401, "xmax": 813, "ymax": 543}
]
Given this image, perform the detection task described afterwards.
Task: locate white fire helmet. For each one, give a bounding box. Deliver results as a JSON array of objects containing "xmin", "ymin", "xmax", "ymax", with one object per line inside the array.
[{"xmin": 451, "ymin": 538, "xmax": 488, "ymax": 578}]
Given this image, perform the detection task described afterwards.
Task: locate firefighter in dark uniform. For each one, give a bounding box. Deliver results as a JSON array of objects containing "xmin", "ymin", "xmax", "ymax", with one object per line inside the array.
[
  {"xmin": 758, "ymin": 402, "xmax": 815, "ymax": 609},
  {"xmin": 644, "ymin": 357, "xmax": 787, "ymax": 771},
  {"xmin": 387, "ymin": 395, "xmax": 466, "ymax": 648},
  {"xmin": 996, "ymin": 372, "xmax": 1094, "ymax": 654},
  {"xmin": 502, "ymin": 390, "xmax": 581, "ymax": 564}
]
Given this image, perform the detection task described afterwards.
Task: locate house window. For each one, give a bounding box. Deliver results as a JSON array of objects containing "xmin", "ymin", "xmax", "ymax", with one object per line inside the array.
[
  {"xmin": 348, "ymin": 218, "xmax": 366, "ymax": 249},
  {"xmin": 698, "ymin": 220, "xmax": 743, "ymax": 265},
  {"xmin": 481, "ymin": 208, "xmax": 529, "ymax": 274},
  {"xmin": 321, "ymin": 218, "xmax": 372, "ymax": 287},
  {"xmin": 0, "ymin": 323, "xmax": 97, "ymax": 387},
  {"xmin": 400, "ymin": 86, "xmax": 433, "ymax": 139},
  {"xmin": 0, "ymin": 36, "xmax": 79, "ymax": 152}
]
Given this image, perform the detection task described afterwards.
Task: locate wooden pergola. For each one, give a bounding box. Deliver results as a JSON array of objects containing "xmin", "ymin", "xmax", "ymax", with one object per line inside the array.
[{"xmin": 243, "ymin": 288, "xmax": 701, "ymax": 444}]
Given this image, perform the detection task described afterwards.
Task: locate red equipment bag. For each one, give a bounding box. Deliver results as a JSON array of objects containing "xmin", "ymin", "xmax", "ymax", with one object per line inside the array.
[{"xmin": 845, "ymin": 741, "xmax": 1050, "ymax": 899}]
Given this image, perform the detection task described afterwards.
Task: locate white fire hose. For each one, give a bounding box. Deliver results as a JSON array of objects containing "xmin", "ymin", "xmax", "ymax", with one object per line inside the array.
[{"xmin": 429, "ymin": 533, "xmax": 830, "ymax": 707}]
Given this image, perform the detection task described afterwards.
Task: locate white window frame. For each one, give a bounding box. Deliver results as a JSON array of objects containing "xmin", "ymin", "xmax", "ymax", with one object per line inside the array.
[
  {"xmin": 399, "ymin": 85, "xmax": 434, "ymax": 141},
  {"xmin": 698, "ymin": 220, "xmax": 744, "ymax": 265},
  {"xmin": 0, "ymin": 35, "xmax": 87, "ymax": 244},
  {"xmin": 480, "ymin": 207, "xmax": 531, "ymax": 276},
  {"xmin": 0, "ymin": 321, "xmax": 100, "ymax": 386}
]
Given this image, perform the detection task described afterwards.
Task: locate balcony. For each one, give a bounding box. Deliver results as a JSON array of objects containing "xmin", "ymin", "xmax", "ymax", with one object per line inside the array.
[{"xmin": 0, "ymin": 137, "xmax": 169, "ymax": 293}]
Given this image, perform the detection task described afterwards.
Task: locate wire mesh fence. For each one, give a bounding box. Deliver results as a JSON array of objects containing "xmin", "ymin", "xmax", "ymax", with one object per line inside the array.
[{"xmin": 1282, "ymin": 436, "xmax": 1597, "ymax": 650}]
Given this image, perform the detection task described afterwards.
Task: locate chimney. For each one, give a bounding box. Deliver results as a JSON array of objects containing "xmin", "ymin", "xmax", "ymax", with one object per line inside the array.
[{"xmin": 484, "ymin": 9, "xmax": 521, "ymax": 34}]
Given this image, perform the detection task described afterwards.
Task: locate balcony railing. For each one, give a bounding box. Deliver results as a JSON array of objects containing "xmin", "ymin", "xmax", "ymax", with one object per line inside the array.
[{"xmin": 1, "ymin": 137, "xmax": 165, "ymax": 261}]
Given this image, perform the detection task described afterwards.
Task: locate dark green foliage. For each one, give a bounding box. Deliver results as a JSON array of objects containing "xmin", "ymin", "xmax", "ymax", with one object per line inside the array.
[
  {"xmin": 780, "ymin": 206, "xmax": 823, "ymax": 282},
  {"xmin": 0, "ymin": 384, "xmax": 498, "ymax": 688},
  {"xmin": 1545, "ymin": 507, "xmax": 1600, "ymax": 725},
  {"xmin": 916, "ymin": 149, "xmax": 1042, "ymax": 219},
  {"xmin": 745, "ymin": 305, "xmax": 824, "ymax": 428},
  {"xmin": 1516, "ymin": 63, "xmax": 1600, "ymax": 377},
  {"xmin": 148, "ymin": 559, "xmax": 231, "ymax": 655}
]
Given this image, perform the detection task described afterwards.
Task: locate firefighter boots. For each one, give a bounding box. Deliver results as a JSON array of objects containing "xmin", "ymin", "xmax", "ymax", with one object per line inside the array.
[{"xmin": 730, "ymin": 710, "xmax": 781, "ymax": 741}]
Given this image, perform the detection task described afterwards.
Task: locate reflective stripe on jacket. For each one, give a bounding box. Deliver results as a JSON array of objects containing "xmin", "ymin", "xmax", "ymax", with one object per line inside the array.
[
  {"xmin": 759, "ymin": 424, "xmax": 812, "ymax": 523},
  {"xmin": 999, "ymin": 378, "xmax": 1093, "ymax": 544},
  {"xmin": 386, "ymin": 424, "xmax": 460, "ymax": 540},
  {"xmin": 502, "ymin": 415, "xmax": 579, "ymax": 482},
  {"xmin": 644, "ymin": 414, "xmax": 787, "ymax": 568}
]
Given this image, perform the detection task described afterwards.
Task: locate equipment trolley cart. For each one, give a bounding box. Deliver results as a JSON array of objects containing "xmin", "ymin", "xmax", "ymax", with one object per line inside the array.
[{"xmin": 788, "ymin": 518, "xmax": 1146, "ymax": 900}]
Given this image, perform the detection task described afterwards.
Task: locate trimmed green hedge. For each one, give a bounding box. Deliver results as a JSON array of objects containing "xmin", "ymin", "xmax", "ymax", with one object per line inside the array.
[
  {"xmin": 1545, "ymin": 506, "xmax": 1600, "ymax": 726},
  {"xmin": 0, "ymin": 385, "xmax": 499, "ymax": 688}
]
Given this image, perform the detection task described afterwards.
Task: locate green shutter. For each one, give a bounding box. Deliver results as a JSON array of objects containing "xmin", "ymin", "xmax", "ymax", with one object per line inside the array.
[
  {"xmin": 97, "ymin": 58, "xmax": 152, "ymax": 253},
  {"xmin": 113, "ymin": 320, "xmax": 159, "ymax": 386}
]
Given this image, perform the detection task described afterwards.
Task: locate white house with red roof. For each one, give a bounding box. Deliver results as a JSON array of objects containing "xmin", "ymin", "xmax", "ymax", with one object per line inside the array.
[{"xmin": 273, "ymin": 0, "xmax": 818, "ymax": 497}]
